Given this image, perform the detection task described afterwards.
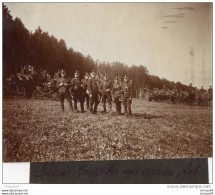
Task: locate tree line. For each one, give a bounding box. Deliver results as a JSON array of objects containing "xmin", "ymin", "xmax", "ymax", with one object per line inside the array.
[{"xmin": 3, "ymin": 4, "xmax": 191, "ymax": 97}]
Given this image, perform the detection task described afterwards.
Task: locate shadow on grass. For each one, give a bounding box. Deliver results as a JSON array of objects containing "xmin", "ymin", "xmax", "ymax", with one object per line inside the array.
[
  {"xmin": 110, "ymin": 112, "xmax": 164, "ymax": 119},
  {"xmin": 132, "ymin": 113, "xmax": 164, "ymax": 119}
]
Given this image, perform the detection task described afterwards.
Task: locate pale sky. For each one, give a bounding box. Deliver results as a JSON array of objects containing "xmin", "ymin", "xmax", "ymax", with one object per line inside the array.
[{"xmin": 5, "ymin": 3, "xmax": 212, "ymax": 88}]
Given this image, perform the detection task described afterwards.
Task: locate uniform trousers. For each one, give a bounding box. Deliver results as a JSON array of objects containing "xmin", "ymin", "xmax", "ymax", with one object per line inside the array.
[
  {"xmin": 122, "ymin": 97, "xmax": 132, "ymax": 115},
  {"xmin": 59, "ymin": 92, "xmax": 73, "ymax": 112},
  {"xmin": 89, "ymin": 92, "xmax": 99, "ymax": 113},
  {"xmin": 114, "ymin": 96, "xmax": 122, "ymax": 114},
  {"xmin": 73, "ymin": 92, "xmax": 84, "ymax": 112}
]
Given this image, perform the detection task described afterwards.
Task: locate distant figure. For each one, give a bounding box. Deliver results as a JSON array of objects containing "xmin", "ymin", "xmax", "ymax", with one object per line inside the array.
[
  {"xmin": 188, "ymin": 83, "xmax": 195, "ymax": 105},
  {"xmin": 208, "ymin": 86, "xmax": 212, "ymax": 101},
  {"xmin": 56, "ymin": 70, "xmax": 73, "ymax": 112},
  {"xmin": 87, "ymin": 70, "xmax": 99, "ymax": 114},
  {"xmin": 121, "ymin": 75, "xmax": 133, "ymax": 117},
  {"xmin": 24, "ymin": 68, "xmax": 34, "ymax": 99},
  {"xmin": 6, "ymin": 73, "xmax": 17, "ymax": 97},
  {"xmin": 45, "ymin": 73, "xmax": 54, "ymax": 87},
  {"xmin": 171, "ymin": 85, "xmax": 178, "ymax": 104},
  {"xmin": 81, "ymin": 73, "xmax": 90, "ymax": 110},
  {"xmin": 208, "ymin": 86, "xmax": 212, "ymax": 94},
  {"xmin": 71, "ymin": 70, "xmax": 85, "ymax": 113},
  {"xmin": 163, "ymin": 84, "xmax": 167, "ymax": 91},
  {"xmin": 200, "ymin": 86, "xmax": 205, "ymax": 94},
  {"xmin": 100, "ymin": 73, "xmax": 112, "ymax": 113},
  {"xmin": 53, "ymin": 70, "xmax": 61, "ymax": 85},
  {"xmin": 112, "ymin": 76, "xmax": 122, "ymax": 115},
  {"xmin": 97, "ymin": 73, "xmax": 103, "ymax": 102}
]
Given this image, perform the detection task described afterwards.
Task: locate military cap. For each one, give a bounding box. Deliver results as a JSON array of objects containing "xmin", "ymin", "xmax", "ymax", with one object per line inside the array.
[
  {"xmin": 61, "ymin": 69, "xmax": 66, "ymax": 74},
  {"xmin": 74, "ymin": 70, "xmax": 79, "ymax": 75}
]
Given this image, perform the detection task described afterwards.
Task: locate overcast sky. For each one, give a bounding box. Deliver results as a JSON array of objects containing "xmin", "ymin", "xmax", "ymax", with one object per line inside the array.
[{"xmin": 5, "ymin": 3, "xmax": 212, "ymax": 88}]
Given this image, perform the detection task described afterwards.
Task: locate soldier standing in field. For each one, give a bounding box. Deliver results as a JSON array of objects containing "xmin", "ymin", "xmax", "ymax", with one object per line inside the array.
[
  {"xmin": 56, "ymin": 70, "xmax": 73, "ymax": 112},
  {"xmin": 121, "ymin": 75, "xmax": 133, "ymax": 117},
  {"xmin": 87, "ymin": 71, "xmax": 99, "ymax": 114},
  {"xmin": 100, "ymin": 73, "xmax": 112, "ymax": 113},
  {"xmin": 97, "ymin": 73, "xmax": 103, "ymax": 103},
  {"xmin": 24, "ymin": 68, "xmax": 34, "ymax": 99},
  {"xmin": 71, "ymin": 70, "xmax": 85, "ymax": 113},
  {"xmin": 208, "ymin": 86, "xmax": 212, "ymax": 102},
  {"xmin": 188, "ymin": 83, "xmax": 195, "ymax": 105},
  {"xmin": 112, "ymin": 76, "xmax": 122, "ymax": 115},
  {"xmin": 81, "ymin": 73, "xmax": 90, "ymax": 110},
  {"xmin": 53, "ymin": 70, "xmax": 61, "ymax": 85},
  {"xmin": 208, "ymin": 86, "xmax": 212, "ymax": 93}
]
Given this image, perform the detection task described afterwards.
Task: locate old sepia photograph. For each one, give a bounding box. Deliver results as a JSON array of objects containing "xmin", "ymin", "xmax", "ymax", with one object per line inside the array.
[{"xmin": 3, "ymin": 2, "xmax": 212, "ymax": 163}]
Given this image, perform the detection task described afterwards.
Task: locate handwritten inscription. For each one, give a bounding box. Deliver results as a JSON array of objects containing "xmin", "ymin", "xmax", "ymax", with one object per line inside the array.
[{"xmin": 33, "ymin": 162, "xmax": 200, "ymax": 179}]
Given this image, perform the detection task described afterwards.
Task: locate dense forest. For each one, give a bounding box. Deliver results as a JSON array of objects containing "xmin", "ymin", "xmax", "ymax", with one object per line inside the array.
[{"xmin": 3, "ymin": 4, "xmax": 190, "ymax": 96}]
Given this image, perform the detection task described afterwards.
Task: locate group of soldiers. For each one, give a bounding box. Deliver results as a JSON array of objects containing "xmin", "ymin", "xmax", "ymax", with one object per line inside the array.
[
  {"xmin": 54, "ymin": 69, "xmax": 133, "ymax": 116},
  {"xmin": 5, "ymin": 65, "xmax": 35, "ymax": 99},
  {"xmin": 146, "ymin": 83, "xmax": 212, "ymax": 106},
  {"xmin": 5, "ymin": 66, "xmax": 212, "ymax": 110}
]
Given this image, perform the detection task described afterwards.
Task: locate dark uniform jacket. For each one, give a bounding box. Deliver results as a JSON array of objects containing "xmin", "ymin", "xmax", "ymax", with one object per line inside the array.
[
  {"xmin": 172, "ymin": 88, "xmax": 178, "ymax": 95},
  {"xmin": 208, "ymin": 88, "xmax": 212, "ymax": 94},
  {"xmin": 122, "ymin": 82, "xmax": 132, "ymax": 98},
  {"xmin": 81, "ymin": 79, "xmax": 88, "ymax": 93},
  {"xmin": 188, "ymin": 85, "xmax": 195, "ymax": 94},
  {"xmin": 56, "ymin": 77, "xmax": 71, "ymax": 93},
  {"xmin": 200, "ymin": 88, "xmax": 205, "ymax": 94},
  {"xmin": 71, "ymin": 78, "xmax": 84, "ymax": 94},
  {"xmin": 112, "ymin": 82, "xmax": 122, "ymax": 97},
  {"xmin": 100, "ymin": 80, "xmax": 112, "ymax": 94},
  {"xmin": 87, "ymin": 78, "xmax": 99, "ymax": 95}
]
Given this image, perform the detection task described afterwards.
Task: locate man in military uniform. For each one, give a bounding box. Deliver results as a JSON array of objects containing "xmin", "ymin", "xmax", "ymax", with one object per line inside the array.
[
  {"xmin": 121, "ymin": 75, "xmax": 133, "ymax": 117},
  {"xmin": 112, "ymin": 76, "xmax": 122, "ymax": 115},
  {"xmin": 56, "ymin": 70, "xmax": 73, "ymax": 112},
  {"xmin": 24, "ymin": 68, "xmax": 34, "ymax": 99},
  {"xmin": 200, "ymin": 86, "xmax": 205, "ymax": 94},
  {"xmin": 100, "ymin": 73, "xmax": 112, "ymax": 113},
  {"xmin": 171, "ymin": 85, "xmax": 178, "ymax": 104},
  {"xmin": 71, "ymin": 70, "xmax": 85, "ymax": 113},
  {"xmin": 188, "ymin": 83, "xmax": 195, "ymax": 105},
  {"xmin": 208, "ymin": 86, "xmax": 212, "ymax": 102},
  {"xmin": 81, "ymin": 73, "xmax": 90, "ymax": 110},
  {"xmin": 44, "ymin": 73, "xmax": 54, "ymax": 89},
  {"xmin": 208, "ymin": 86, "xmax": 212, "ymax": 93},
  {"xmin": 97, "ymin": 73, "xmax": 103, "ymax": 103},
  {"xmin": 53, "ymin": 70, "xmax": 61, "ymax": 85},
  {"xmin": 87, "ymin": 71, "xmax": 99, "ymax": 114}
]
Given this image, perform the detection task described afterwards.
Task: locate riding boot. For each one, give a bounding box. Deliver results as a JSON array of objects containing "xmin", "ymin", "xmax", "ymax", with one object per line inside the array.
[
  {"xmin": 81, "ymin": 103, "xmax": 85, "ymax": 113},
  {"xmin": 86, "ymin": 96, "xmax": 89, "ymax": 109},
  {"xmin": 93, "ymin": 104, "xmax": 98, "ymax": 114},
  {"xmin": 61, "ymin": 102, "xmax": 64, "ymax": 112},
  {"xmin": 115, "ymin": 104, "xmax": 119, "ymax": 114},
  {"xmin": 108, "ymin": 104, "xmax": 112, "ymax": 113},
  {"xmin": 124, "ymin": 106, "xmax": 128, "ymax": 116},
  {"xmin": 74, "ymin": 101, "xmax": 78, "ymax": 110},
  {"xmin": 102, "ymin": 103, "xmax": 106, "ymax": 113},
  {"xmin": 89, "ymin": 104, "xmax": 93, "ymax": 113},
  {"xmin": 119, "ymin": 102, "xmax": 122, "ymax": 114},
  {"xmin": 69, "ymin": 101, "xmax": 73, "ymax": 110},
  {"xmin": 128, "ymin": 108, "xmax": 132, "ymax": 117}
]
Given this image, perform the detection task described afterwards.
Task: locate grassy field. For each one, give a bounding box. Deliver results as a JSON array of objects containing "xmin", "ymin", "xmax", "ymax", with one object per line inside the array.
[{"xmin": 3, "ymin": 98, "xmax": 212, "ymax": 162}]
